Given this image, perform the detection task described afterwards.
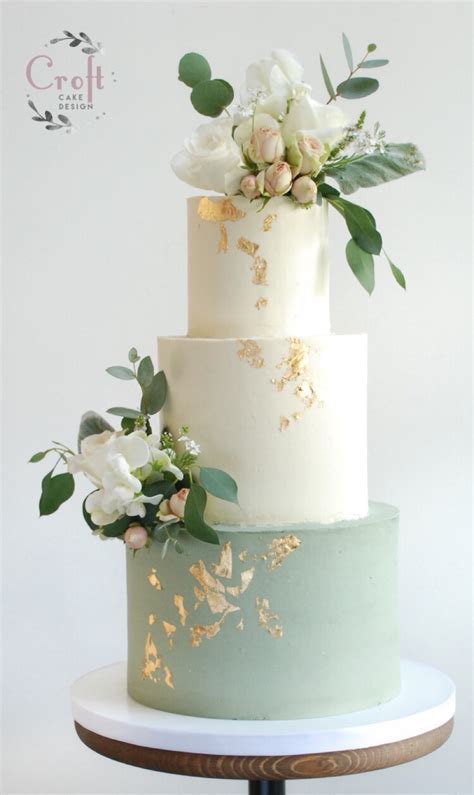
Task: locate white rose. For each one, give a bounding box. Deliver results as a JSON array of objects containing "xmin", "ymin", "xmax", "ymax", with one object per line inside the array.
[
  {"xmin": 233, "ymin": 113, "xmax": 280, "ymax": 149},
  {"xmin": 281, "ymin": 95, "xmax": 348, "ymax": 149},
  {"xmin": 171, "ymin": 119, "xmax": 243, "ymax": 195},
  {"xmin": 291, "ymin": 175, "xmax": 317, "ymax": 204},
  {"xmin": 243, "ymin": 49, "xmax": 309, "ymax": 103},
  {"xmin": 264, "ymin": 161, "xmax": 293, "ymax": 196},
  {"xmin": 246, "ymin": 127, "xmax": 285, "ymax": 166}
]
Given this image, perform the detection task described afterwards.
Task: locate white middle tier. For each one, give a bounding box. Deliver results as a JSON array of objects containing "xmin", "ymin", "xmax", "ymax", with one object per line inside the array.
[{"xmin": 158, "ymin": 334, "xmax": 368, "ymax": 525}]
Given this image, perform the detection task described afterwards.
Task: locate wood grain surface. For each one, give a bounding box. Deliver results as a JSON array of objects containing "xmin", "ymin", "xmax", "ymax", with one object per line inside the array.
[{"xmin": 74, "ymin": 718, "xmax": 453, "ymax": 780}]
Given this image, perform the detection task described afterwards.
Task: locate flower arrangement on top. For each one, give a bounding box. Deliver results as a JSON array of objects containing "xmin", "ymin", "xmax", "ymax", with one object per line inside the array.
[
  {"xmin": 30, "ymin": 348, "xmax": 238, "ymax": 556},
  {"xmin": 171, "ymin": 35, "xmax": 426, "ymax": 294}
]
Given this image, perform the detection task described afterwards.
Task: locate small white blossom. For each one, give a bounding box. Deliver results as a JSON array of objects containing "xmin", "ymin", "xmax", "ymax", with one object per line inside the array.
[{"xmin": 185, "ymin": 440, "xmax": 201, "ymax": 455}]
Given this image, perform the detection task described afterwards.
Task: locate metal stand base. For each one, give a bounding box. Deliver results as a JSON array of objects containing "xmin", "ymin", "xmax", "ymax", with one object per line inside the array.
[{"xmin": 248, "ymin": 782, "xmax": 286, "ymax": 795}]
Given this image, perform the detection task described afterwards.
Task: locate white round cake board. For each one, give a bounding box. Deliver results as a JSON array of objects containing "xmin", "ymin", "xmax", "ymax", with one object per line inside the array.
[{"xmin": 70, "ymin": 659, "xmax": 455, "ymax": 756}]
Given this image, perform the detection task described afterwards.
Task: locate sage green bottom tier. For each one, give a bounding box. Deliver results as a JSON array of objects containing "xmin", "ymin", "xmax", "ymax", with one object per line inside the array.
[{"xmin": 127, "ymin": 502, "xmax": 400, "ymax": 720}]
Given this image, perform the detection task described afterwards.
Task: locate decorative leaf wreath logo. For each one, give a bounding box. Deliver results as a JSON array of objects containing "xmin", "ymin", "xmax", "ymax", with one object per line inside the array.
[{"xmin": 26, "ymin": 30, "xmax": 110, "ymax": 134}]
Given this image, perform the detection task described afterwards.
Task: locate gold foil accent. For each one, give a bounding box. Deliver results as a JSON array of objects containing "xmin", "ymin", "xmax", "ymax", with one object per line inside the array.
[
  {"xmin": 197, "ymin": 196, "xmax": 245, "ymax": 222},
  {"xmin": 211, "ymin": 541, "xmax": 232, "ymax": 579},
  {"xmin": 292, "ymin": 412, "xmax": 303, "ymax": 421},
  {"xmin": 206, "ymin": 590, "xmax": 240, "ymax": 615},
  {"xmin": 147, "ymin": 568, "xmax": 162, "ymax": 590},
  {"xmin": 295, "ymin": 380, "xmax": 317, "ymax": 408},
  {"xmin": 255, "ymin": 297, "xmax": 268, "ymax": 310},
  {"xmin": 190, "ymin": 560, "xmax": 226, "ymax": 593},
  {"xmin": 193, "ymin": 586, "xmax": 205, "ymax": 610},
  {"xmin": 226, "ymin": 567, "xmax": 255, "ymax": 597},
  {"xmin": 276, "ymin": 338, "xmax": 310, "ymax": 386},
  {"xmin": 218, "ymin": 222, "xmax": 228, "ymax": 253},
  {"xmin": 142, "ymin": 632, "xmax": 162, "ymax": 681},
  {"xmin": 239, "ymin": 550, "xmax": 248, "ymax": 562},
  {"xmin": 237, "ymin": 236, "xmax": 259, "ymax": 257},
  {"xmin": 190, "ymin": 617, "xmax": 226, "ymax": 647},
  {"xmin": 238, "ymin": 339, "xmax": 265, "ymax": 369},
  {"xmin": 251, "ymin": 256, "xmax": 269, "ymax": 286},
  {"xmin": 148, "ymin": 613, "xmax": 156, "ymax": 626},
  {"xmin": 266, "ymin": 534, "xmax": 301, "ymax": 571},
  {"xmin": 236, "ymin": 618, "xmax": 244, "ymax": 631},
  {"xmin": 162, "ymin": 620, "xmax": 177, "ymax": 649},
  {"xmin": 279, "ymin": 416, "xmax": 290, "ymax": 432},
  {"xmin": 173, "ymin": 594, "xmax": 188, "ymax": 626},
  {"xmin": 164, "ymin": 666, "xmax": 175, "ymax": 689},
  {"xmin": 263, "ymin": 213, "xmax": 277, "ymax": 232},
  {"xmin": 256, "ymin": 597, "xmax": 283, "ymax": 639},
  {"xmin": 190, "ymin": 559, "xmax": 239, "ymax": 615}
]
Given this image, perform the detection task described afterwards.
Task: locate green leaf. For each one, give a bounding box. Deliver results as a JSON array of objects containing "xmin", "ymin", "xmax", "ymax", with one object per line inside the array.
[
  {"xmin": 385, "ymin": 252, "xmax": 406, "ymax": 289},
  {"xmin": 190, "ymin": 78, "xmax": 234, "ymax": 117},
  {"xmin": 337, "ymin": 77, "xmax": 379, "ymax": 99},
  {"xmin": 128, "ymin": 347, "xmax": 140, "ymax": 363},
  {"xmin": 101, "ymin": 514, "xmax": 131, "ymax": 538},
  {"xmin": 39, "ymin": 471, "xmax": 75, "ymax": 516},
  {"xmin": 78, "ymin": 411, "xmax": 114, "ymax": 448},
  {"xmin": 121, "ymin": 416, "xmax": 135, "ymax": 434},
  {"xmin": 330, "ymin": 197, "xmax": 382, "ymax": 255},
  {"xmin": 141, "ymin": 370, "xmax": 167, "ymax": 415},
  {"xmin": 82, "ymin": 495, "xmax": 98, "ymax": 530},
  {"xmin": 142, "ymin": 480, "xmax": 175, "ymax": 499},
  {"xmin": 342, "ymin": 33, "xmax": 353, "ymax": 70},
  {"xmin": 137, "ymin": 356, "xmax": 154, "ymax": 388},
  {"xmin": 368, "ymin": 43, "xmax": 377, "ymax": 52},
  {"xmin": 178, "ymin": 52, "xmax": 212, "ymax": 88},
  {"xmin": 105, "ymin": 366, "xmax": 135, "ymax": 380},
  {"xmin": 318, "ymin": 182, "xmax": 340, "ymax": 199},
  {"xmin": 29, "ymin": 450, "xmax": 51, "ymax": 463},
  {"xmin": 153, "ymin": 525, "xmax": 169, "ymax": 543},
  {"xmin": 319, "ymin": 55, "xmax": 335, "ymax": 99},
  {"xmin": 346, "ymin": 239, "xmax": 375, "ymax": 294},
  {"xmin": 359, "ymin": 59, "xmax": 389, "ymax": 68},
  {"xmin": 107, "ymin": 406, "xmax": 142, "ymax": 419},
  {"xmin": 184, "ymin": 484, "xmax": 219, "ymax": 545},
  {"xmin": 324, "ymin": 143, "xmax": 426, "ymax": 195},
  {"xmin": 200, "ymin": 467, "xmax": 239, "ymax": 505}
]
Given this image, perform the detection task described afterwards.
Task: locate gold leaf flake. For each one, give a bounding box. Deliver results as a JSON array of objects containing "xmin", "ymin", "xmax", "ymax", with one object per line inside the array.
[
  {"xmin": 263, "ymin": 213, "xmax": 277, "ymax": 232},
  {"xmin": 238, "ymin": 550, "xmax": 248, "ymax": 562},
  {"xmin": 276, "ymin": 338, "xmax": 310, "ymax": 385},
  {"xmin": 211, "ymin": 541, "xmax": 232, "ymax": 579},
  {"xmin": 162, "ymin": 620, "xmax": 176, "ymax": 639},
  {"xmin": 238, "ymin": 339, "xmax": 265, "ymax": 369},
  {"xmin": 292, "ymin": 412, "xmax": 303, "ymax": 421},
  {"xmin": 251, "ymin": 256, "xmax": 268, "ymax": 286},
  {"xmin": 194, "ymin": 586, "xmax": 205, "ymax": 609},
  {"xmin": 236, "ymin": 618, "xmax": 244, "ymax": 631},
  {"xmin": 266, "ymin": 534, "xmax": 301, "ymax": 571},
  {"xmin": 173, "ymin": 594, "xmax": 188, "ymax": 626},
  {"xmin": 279, "ymin": 416, "xmax": 290, "ymax": 432},
  {"xmin": 164, "ymin": 666, "xmax": 175, "ymax": 689},
  {"xmin": 142, "ymin": 632, "xmax": 162, "ymax": 681},
  {"xmin": 255, "ymin": 297, "xmax": 268, "ymax": 311},
  {"xmin": 295, "ymin": 380, "xmax": 317, "ymax": 408},
  {"xmin": 237, "ymin": 236, "xmax": 259, "ymax": 257},
  {"xmin": 148, "ymin": 613, "xmax": 156, "ymax": 626},
  {"xmin": 206, "ymin": 590, "xmax": 240, "ymax": 615},
  {"xmin": 190, "ymin": 616, "xmax": 226, "ymax": 647},
  {"xmin": 189, "ymin": 560, "xmax": 226, "ymax": 593},
  {"xmin": 197, "ymin": 196, "xmax": 245, "ymax": 222},
  {"xmin": 147, "ymin": 568, "xmax": 162, "ymax": 590},
  {"xmin": 226, "ymin": 567, "xmax": 255, "ymax": 597},
  {"xmin": 256, "ymin": 597, "xmax": 283, "ymax": 639},
  {"xmin": 218, "ymin": 222, "xmax": 228, "ymax": 253}
]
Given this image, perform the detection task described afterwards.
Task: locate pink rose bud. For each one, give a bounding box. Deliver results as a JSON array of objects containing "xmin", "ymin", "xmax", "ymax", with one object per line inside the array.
[
  {"xmin": 298, "ymin": 135, "xmax": 324, "ymax": 175},
  {"xmin": 291, "ymin": 175, "xmax": 317, "ymax": 204},
  {"xmin": 247, "ymin": 127, "xmax": 285, "ymax": 165},
  {"xmin": 169, "ymin": 488, "xmax": 190, "ymax": 520},
  {"xmin": 264, "ymin": 161, "xmax": 293, "ymax": 197},
  {"xmin": 240, "ymin": 174, "xmax": 261, "ymax": 200},
  {"xmin": 124, "ymin": 524, "xmax": 148, "ymax": 550}
]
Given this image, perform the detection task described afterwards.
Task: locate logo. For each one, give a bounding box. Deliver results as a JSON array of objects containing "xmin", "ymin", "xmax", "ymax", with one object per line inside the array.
[{"xmin": 26, "ymin": 30, "xmax": 116, "ymax": 134}]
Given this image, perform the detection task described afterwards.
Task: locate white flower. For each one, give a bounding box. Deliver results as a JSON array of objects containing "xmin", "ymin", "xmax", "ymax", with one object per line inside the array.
[
  {"xmin": 185, "ymin": 439, "xmax": 201, "ymax": 455},
  {"xmin": 291, "ymin": 175, "xmax": 317, "ymax": 204},
  {"xmin": 242, "ymin": 49, "xmax": 310, "ymax": 114},
  {"xmin": 171, "ymin": 118, "xmax": 243, "ymax": 194},
  {"xmin": 281, "ymin": 95, "xmax": 348, "ymax": 149},
  {"xmin": 245, "ymin": 127, "xmax": 285, "ymax": 167},
  {"xmin": 233, "ymin": 112, "xmax": 280, "ymax": 150},
  {"xmin": 240, "ymin": 174, "xmax": 261, "ymax": 199},
  {"xmin": 159, "ymin": 488, "xmax": 190, "ymax": 523},
  {"xmin": 141, "ymin": 434, "xmax": 183, "ymax": 482},
  {"xmin": 264, "ymin": 161, "xmax": 293, "ymax": 196}
]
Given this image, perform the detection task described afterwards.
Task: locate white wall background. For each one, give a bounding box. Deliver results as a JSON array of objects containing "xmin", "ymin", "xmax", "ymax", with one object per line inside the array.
[{"xmin": 2, "ymin": 1, "xmax": 472, "ymax": 793}]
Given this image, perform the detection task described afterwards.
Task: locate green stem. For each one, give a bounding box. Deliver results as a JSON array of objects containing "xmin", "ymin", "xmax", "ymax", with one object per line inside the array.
[{"xmin": 326, "ymin": 48, "xmax": 370, "ymax": 104}]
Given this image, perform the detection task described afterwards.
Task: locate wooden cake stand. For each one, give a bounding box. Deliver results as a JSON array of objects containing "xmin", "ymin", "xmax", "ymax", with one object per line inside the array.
[{"xmin": 71, "ymin": 659, "xmax": 455, "ymax": 794}]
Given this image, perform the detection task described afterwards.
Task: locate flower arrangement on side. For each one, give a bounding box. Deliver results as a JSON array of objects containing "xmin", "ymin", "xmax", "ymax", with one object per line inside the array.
[
  {"xmin": 171, "ymin": 35, "xmax": 426, "ymax": 294},
  {"xmin": 30, "ymin": 348, "xmax": 238, "ymax": 556}
]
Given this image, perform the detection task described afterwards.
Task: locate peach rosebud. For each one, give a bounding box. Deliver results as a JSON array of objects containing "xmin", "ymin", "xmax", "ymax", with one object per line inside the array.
[
  {"xmin": 168, "ymin": 488, "xmax": 190, "ymax": 520},
  {"xmin": 240, "ymin": 174, "xmax": 261, "ymax": 200},
  {"xmin": 247, "ymin": 127, "xmax": 285, "ymax": 165},
  {"xmin": 291, "ymin": 175, "xmax": 317, "ymax": 204},
  {"xmin": 298, "ymin": 135, "xmax": 324, "ymax": 175},
  {"xmin": 264, "ymin": 162, "xmax": 292, "ymax": 197},
  {"xmin": 124, "ymin": 524, "xmax": 148, "ymax": 550}
]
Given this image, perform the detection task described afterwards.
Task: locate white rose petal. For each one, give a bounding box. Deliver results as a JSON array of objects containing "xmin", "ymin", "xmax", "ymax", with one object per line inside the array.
[{"xmin": 171, "ymin": 119, "xmax": 243, "ymax": 194}]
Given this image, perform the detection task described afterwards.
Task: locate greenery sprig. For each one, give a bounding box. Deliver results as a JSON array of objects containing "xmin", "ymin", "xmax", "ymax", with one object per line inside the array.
[
  {"xmin": 50, "ymin": 30, "xmax": 102, "ymax": 55},
  {"xmin": 28, "ymin": 100, "xmax": 72, "ymax": 132},
  {"xmin": 320, "ymin": 34, "xmax": 389, "ymax": 103},
  {"xmin": 178, "ymin": 52, "xmax": 234, "ymax": 118}
]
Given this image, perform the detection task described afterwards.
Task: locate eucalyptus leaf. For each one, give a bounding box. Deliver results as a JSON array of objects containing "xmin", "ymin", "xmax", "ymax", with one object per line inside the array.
[
  {"xmin": 141, "ymin": 370, "xmax": 167, "ymax": 415},
  {"xmin": 107, "ymin": 406, "xmax": 142, "ymax": 419},
  {"xmin": 39, "ymin": 471, "xmax": 75, "ymax": 516},
  {"xmin": 191, "ymin": 79, "xmax": 234, "ymax": 117},
  {"xmin": 342, "ymin": 33, "xmax": 353, "ymax": 70},
  {"xmin": 29, "ymin": 450, "xmax": 52, "ymax": 463},
  {"xmin": 330, "ymin": 197, "xmax": 382, "ymax": 255},
  {"xmin": 153, "ymin": 525, "xmax": 169, "ymax": 543},
  {"xmin": 368, "ymin": 43, "xmax": 377, "ymax": 52},
  {"xmin": 101, "ymin": 514, "xmax": 131, "ymax": 538},
  {"xmin": 359, "ymin": 59, "xmax": 389, "ymax": 68},
  {"xmin": 179, "ymin": 52, "xmax": 212, "ymax": 87},
  {"xmin": 385, "ymin": 252, "xmax": 406, "ymax": 289},
  {"xmin": 137, "ymin": 356, "xmax": 154, "ymax": 388},
  {"xmin": 128, "ymin": 347, "xmax": 139, "ymax": 363},
  {"xmin": 200, "ymin": 467, "xmax": 239, "ymax": 505},
  {"xmin": 346, "ymin": 239, "xmax": 375, "ymax": 294},
  {"xmin": 319, "ymin": 55, "xmax": 335, "ymax": 99},
  {"xmin": 106, "ymin": 365, "xmax": 135, "ymax": 380},
  {"xmin": 324, "ymin": 143, "xmax": 426, "ymax": 195},
  {"xmin": 337, "ymin": 77, "xmax": 379, "ymax": 99},
  {"xmin": 184, "ymin": 483, "xmax": 219, "ymax": 545},
  {"xmin": 78, "ymin": 411, "xmax": 114, "ymax": 448}
]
